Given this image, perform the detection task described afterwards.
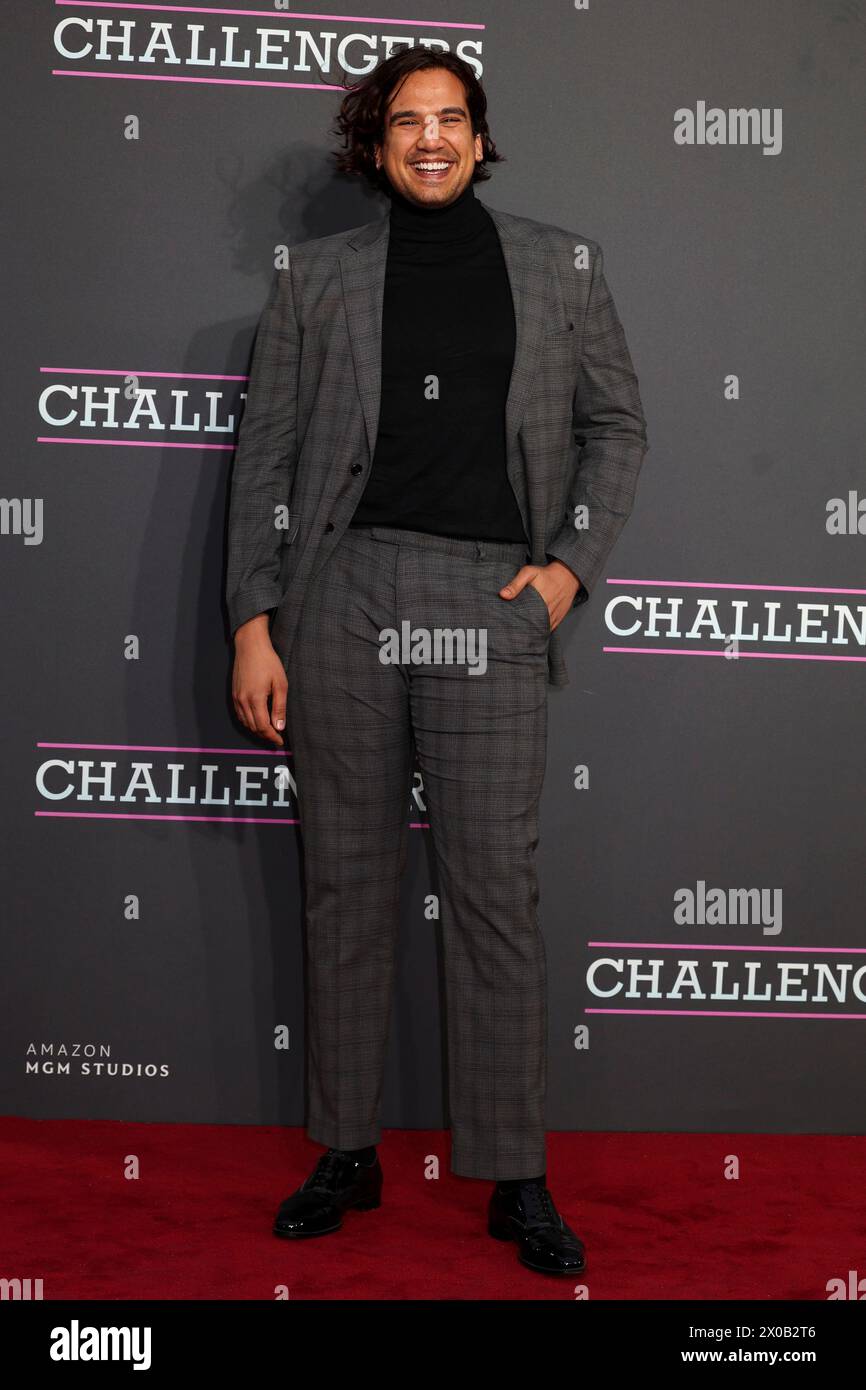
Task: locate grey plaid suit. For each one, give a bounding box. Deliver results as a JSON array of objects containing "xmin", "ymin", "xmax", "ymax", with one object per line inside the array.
[{"xmin": 226, "ymin": 200, "xmax": 648, "ymax": 1178}]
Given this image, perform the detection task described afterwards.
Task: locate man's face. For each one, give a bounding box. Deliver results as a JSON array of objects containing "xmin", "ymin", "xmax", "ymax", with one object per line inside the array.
[{"xmin": 374, "ymin": 67, "xmax": 484, "ymax": 208}]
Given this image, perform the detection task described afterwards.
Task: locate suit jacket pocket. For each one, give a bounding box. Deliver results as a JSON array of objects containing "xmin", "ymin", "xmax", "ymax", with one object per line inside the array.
[{"xmin": 522, "ymin": 580, "xmax": 552, "ymax": 632}]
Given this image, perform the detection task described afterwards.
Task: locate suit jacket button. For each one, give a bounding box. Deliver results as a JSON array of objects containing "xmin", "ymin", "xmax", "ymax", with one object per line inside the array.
[
  {"xmin": 325, "ymin": 521, "xmax": 335, "ymax": 532},
  {"xmin": 350, "ymin": 463, "xmax": 363, "ymax": 475}
]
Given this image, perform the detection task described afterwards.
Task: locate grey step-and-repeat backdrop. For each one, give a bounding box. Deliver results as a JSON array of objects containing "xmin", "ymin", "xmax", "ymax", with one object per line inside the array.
[{"xmin": 3, "ymin": 1, "xmax": 864, "ymax": 1135}]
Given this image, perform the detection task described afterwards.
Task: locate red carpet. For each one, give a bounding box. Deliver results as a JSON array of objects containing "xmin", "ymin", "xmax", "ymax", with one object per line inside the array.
[{"xmin": 2, "ymin": 1118, "xmax": 862, "ymax": 1300}]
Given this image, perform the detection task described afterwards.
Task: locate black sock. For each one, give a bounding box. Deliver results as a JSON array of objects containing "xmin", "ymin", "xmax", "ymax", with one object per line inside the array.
[
  {"xmin": 496, "ymin": 1172, "xmax": 546, "ymax": 1191},
  {"xmin": 330, "ymin": 1144, "xmax": 377, "ymax": 1166}
]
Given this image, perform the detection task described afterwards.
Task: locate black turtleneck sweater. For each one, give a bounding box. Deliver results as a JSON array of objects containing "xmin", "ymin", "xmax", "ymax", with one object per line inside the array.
[{"xmin": 349, "ymin": 179, "xmax": 527, "ymax": 544}]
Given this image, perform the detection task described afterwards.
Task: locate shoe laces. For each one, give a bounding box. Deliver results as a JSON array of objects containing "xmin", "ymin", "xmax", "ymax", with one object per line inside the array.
[
  {"xmin": 306, "ymin": 1150, "xmax": 350, "ymax": 1194},
  {"xmin": 519, "ymin": 1183, "xmax": 559, "ymax": 1231}
]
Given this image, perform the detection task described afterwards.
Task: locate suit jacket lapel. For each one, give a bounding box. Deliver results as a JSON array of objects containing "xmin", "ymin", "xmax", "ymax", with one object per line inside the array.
[
  {"xmin": 340, "ymin": 216, "xmax": 390, "ymax": 462},
  {"xmin": 482, "ymin": 202, "xmax": 546, "ymax": 453},
  {"xmin": 484, "ymin": 204, "xmax": 548, "ymax": 546}
]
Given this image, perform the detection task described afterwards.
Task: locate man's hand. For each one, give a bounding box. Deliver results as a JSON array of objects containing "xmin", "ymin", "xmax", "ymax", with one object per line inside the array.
[
  {"xmin": 232, "ymin": 614, "xmax": 288, "ymax": 747},
  {"xmin": 499, "ymin": 560, "xmax": 581, "ymax": 632}
]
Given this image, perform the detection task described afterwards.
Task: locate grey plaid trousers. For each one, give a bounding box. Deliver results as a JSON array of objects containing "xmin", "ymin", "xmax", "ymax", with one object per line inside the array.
[{"xmin": 286, "ymin": 522, "xmax": 552, "ymax": 1180}]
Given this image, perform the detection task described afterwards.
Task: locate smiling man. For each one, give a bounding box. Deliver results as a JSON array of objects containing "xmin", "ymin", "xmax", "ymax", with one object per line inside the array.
[{"xmin": 226, "ymin": 47, "xmax": 649, "ymax": 1277}]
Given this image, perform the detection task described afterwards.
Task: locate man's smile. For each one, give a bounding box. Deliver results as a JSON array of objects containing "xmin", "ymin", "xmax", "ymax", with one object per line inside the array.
[{"xmin": 408, "ymin": 158, "xmax": 457, "ymax": 183}]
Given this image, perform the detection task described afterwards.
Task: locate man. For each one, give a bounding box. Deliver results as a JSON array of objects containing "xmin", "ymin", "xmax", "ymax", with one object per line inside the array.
[{"xmin": 226, "ymin": 48, "xmax": 648, "ymax": 1276}]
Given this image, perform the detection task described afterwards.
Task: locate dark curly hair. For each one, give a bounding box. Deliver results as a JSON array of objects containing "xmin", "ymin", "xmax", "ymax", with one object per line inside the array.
[{"xmin": 331, "ymin": 48, "xmax": 504, "ymax": 192}]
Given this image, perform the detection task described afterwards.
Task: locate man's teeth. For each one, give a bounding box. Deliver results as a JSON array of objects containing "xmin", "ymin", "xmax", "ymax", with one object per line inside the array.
[{"xmin": 414, "ymin": 162, "xmax": 451, "ymax": 172}]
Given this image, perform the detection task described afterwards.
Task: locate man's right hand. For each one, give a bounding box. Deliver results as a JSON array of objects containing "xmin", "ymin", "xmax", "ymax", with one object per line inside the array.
[{"xmin": 232, "ymin": 614, "xmax": 288, "ymax": 747}]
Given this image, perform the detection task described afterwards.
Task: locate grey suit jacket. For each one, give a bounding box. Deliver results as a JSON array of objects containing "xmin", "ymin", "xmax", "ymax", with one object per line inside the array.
[{"xmin": 225, "ymin": 200, "xmax": 649, "ymax": 687}]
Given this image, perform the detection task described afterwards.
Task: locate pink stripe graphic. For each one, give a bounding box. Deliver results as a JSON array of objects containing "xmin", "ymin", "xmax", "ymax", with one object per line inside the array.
[
  {"xmin": 35, "ymin": 810, "xmax": 430, "ymax": 827},
  {"xmin": 53, "ymin": 71, "xmax": 347, "ymax": 88},
  {"xmin": 54, "ymin": 2, "xmax": 485, "ymax": 29},
  {"xmin": 588, "ymin": 940, "xmax": 866, "ymax": 955},
  {"xmin": 38, "ymin": 741, "xmax": 292, "ymax": 753},
  {"xmin": 35, "ymin": 810, "xmax": 299, "ymax": 823},
  {"xmin": 40, "ymin": 367, "xmax": 248, "ymax": 380},
  {"xmin": 607, "ymin": 577, "xmax": 866, "ymax": 595},
  {"xmin": 586, "ymin": 1008, "xmax": 866, "ymax": 1019},
  {"xmin": 37, "ymin": 437, "xmax": 235, "ymax": 449},
  {"xmin": 603, "ymin": 646, "xmax": 866, "ymax": 662}
]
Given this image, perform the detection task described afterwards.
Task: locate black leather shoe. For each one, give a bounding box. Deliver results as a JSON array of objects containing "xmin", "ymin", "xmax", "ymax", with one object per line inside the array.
[
  {"xmin": 488, "ymin": 1181, "xmax": 587, "ymax": 1274},
  {"xmin": 273, "ymin": 1149, "xmax": 383, "ymax": 1238}
]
